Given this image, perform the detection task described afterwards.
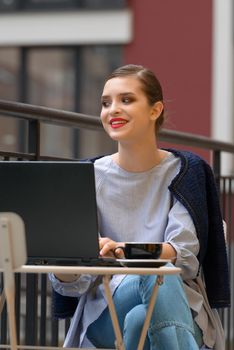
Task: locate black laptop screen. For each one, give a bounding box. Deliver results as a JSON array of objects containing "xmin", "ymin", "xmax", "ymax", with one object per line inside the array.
[{"xmin": 0, "ymin": 161, "xmax": 100, "ymax": 263}]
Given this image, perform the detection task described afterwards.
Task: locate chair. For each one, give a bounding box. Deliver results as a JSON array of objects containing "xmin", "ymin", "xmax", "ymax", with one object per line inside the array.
[{"xmin": 0, "ymin": 212, "xmax": 27, "ymax": 350}]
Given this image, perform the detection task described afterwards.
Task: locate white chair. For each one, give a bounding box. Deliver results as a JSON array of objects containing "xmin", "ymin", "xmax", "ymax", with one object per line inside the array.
[{"xmin": 0, "ymin": 212, "xmax": 27, "ymax": 350}]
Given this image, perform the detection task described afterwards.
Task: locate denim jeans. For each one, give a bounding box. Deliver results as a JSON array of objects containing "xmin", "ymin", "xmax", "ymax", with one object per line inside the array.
[{"xmin": 87, "ymin": 272, "xmax": 203, "ymax": 350}]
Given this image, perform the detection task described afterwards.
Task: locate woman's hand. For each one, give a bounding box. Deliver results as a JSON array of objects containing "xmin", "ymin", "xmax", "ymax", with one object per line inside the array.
[
  {"xmin": 99, "ymin": 237, "xmax": 125, "ymax": 258},
  {"xmin": 161, "ymin": 243, "xmax": 177, "ymax": 263}
]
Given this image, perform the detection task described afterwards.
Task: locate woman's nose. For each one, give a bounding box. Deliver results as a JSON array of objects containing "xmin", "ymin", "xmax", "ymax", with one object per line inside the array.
[{"xmin": 110, "ymin": 101, "xmax": 121, "ymax": 114}]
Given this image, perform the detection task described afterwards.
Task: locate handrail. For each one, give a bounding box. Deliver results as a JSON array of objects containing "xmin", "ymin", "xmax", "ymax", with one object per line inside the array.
[
  {"xmin": 1, "ymin": 99, "xmax": 234, "ymax": 153},
  {"xmin": 0, "ymin": 99, "xmax": 233, "ymax": 348},
  {"xmin": 0, "ymin": 100, "xmax": 100, "ymax": 130}
]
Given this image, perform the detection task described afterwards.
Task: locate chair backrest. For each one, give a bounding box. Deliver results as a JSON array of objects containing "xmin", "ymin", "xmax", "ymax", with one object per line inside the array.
[{"xmin": 0, "ymin": 212, "xmax": 27, "ymax": 271}]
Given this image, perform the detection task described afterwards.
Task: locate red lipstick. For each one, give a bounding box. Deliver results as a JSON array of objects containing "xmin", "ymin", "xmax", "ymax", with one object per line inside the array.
[{"xmin": 110, "ymin": 118, "xmax": 128, "ymax": 129}]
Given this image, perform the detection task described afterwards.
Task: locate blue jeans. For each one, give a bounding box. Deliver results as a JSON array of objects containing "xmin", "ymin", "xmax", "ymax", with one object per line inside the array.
[{"xmin": 87, "ymin": 273, "xmax": 203, "ymax": 349}]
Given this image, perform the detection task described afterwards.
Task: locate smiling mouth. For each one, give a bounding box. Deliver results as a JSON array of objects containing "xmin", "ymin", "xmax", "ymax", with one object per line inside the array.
[{"xmin": 110, "ymin": 118, "xmax": 128, "ymax": 129}]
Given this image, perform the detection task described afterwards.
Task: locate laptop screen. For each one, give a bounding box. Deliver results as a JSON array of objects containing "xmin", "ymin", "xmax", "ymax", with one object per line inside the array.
[{"xmin": 0, "ymin": 161, "xmax": 100, "ymax": 264}]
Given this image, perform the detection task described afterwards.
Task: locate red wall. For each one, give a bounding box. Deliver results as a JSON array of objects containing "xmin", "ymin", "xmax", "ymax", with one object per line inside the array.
[{"xmin": 125, "ymin": 0, "xmax": 212, "ymax": 156}]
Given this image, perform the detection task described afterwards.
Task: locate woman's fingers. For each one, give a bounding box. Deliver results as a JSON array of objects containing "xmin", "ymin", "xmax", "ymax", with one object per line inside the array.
[
  {"xmin": 99, "ymin": 238, "xmax": 125, "ymax": 258},
  {"xmin": 113, "ymin": 247, "xmax": 125, "ymax": 258},
  {"xmin": 99, "ymin": 237, "xmax": 111, "ymax": 249},
  {"xmin": 99, "ymin": 238, "xmax": 115, "ymax": 256}
]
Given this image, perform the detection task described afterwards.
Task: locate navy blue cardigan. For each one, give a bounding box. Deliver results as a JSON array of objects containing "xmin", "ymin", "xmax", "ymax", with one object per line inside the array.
[{"xmin": 52, "ymin": 149, "xmax": 230, "ymax": 318}]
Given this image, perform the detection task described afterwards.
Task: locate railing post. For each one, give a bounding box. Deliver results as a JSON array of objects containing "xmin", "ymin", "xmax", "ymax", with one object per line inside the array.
[
  {"xmin": 39, "ymin": 274, "xmax": 47, "ymax": 346},
  {"xmin": 25, "ymin": 274, "xmax": 38, "ymax": 345},
  {"xmin": 28, "ymin": 120, "xmax": 41, "ymax": 160},
  {"xmin": 18, "ymin": 48, "xmax": 28, "ymax": 154},
  {"xmin": 25, "ymin": 119, "xmax": 41, "ymax": 346},
  {"xmin": 212, "ymin": 150, "xmax": 221, "ymax": 191},
  {"xmin": 51, "ymin": 318, "xmax": 59, "ymax": 346}
]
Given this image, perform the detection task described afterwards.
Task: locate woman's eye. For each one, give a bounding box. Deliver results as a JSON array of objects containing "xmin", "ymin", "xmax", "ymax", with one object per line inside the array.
[
  {"xmin": 122, "ymin": 97, "xmax": 134, "ymax": 104},
  {"xmin": 102, "ymin": 101, "xmax": 111, "ymax": 107},
  {"xmin": 122, "ymin": 98, "xmax": 130, "ymax": 103}
]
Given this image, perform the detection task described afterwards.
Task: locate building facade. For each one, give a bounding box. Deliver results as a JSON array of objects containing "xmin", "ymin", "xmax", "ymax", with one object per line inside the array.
[{"xmin": 0, "ymin": 0, "xmax": 233, "ymax": 167}]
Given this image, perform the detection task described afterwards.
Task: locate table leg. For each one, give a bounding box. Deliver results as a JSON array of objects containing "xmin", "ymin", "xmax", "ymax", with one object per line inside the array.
[
  {"xmin": 102, "ymin": 275, "xmax": 125, "ymax": 350},
  {"xmin": 0, "ymin": 218, "xmax": 18, "ymax": 350},
  {"xmin": 102, "ymin": 274, "xmax": 164, "ymax": 350},
  {"xmin": 5, "ymin": 287, "xmax": 17, "ymax": 350}
]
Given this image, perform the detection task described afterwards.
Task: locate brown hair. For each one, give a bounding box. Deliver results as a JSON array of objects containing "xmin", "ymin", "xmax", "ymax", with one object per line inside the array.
[{"xmin": 106, "ymin": 64, "xmax": 164, "ymax": 132}]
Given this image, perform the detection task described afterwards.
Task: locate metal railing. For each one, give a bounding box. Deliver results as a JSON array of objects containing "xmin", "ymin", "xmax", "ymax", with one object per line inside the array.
[{"xmin": 0, "ymin": 99, "xmax": 233, "ymax": 348}]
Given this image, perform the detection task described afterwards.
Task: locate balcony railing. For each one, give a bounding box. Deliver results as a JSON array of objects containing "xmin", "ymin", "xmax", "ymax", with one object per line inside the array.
[{"xmin": 0, "ymin": 99, "xmax": 234, "ymax": 349}]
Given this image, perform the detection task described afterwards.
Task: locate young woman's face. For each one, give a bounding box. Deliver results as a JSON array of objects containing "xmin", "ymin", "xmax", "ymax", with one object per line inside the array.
[{"xmin": 100, "ymin": 76, "xmax": 161, "ymax": 143}]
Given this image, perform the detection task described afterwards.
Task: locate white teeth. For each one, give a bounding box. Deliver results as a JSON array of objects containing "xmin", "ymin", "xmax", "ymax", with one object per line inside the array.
[{"xmin": 111, "ymin": 120, "xmax": 126, "ymax": 125}]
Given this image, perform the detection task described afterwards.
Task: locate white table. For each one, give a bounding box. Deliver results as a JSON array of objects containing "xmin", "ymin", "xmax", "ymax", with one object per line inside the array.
[{"xmin": 0, "ymin": 213, "xmax": 181, "ymax": 350}]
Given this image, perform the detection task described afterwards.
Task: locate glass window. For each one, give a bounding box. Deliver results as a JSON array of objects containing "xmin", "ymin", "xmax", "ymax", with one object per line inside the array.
[
  {"xmin": 77, "ymin": 45, "xmax": 122, "ymax": 158},
  {"xmin": 26, "ymin": 46, "xmax": 121, "ymax": 158},
  {"xmin": 0, "ymin": 47, "xmax": 20, "ymax": 152},
  {"xmin": 82, "ymin": 0, "xmax": 127, "ymax": 9},
  {"xmin": 27, "ymin": 48, "xmax": 76, "ymax": 158},
  {"xmin": 79, "ymin": 45, "xmax": 122, "ymax": 115},
  {"xmin": 0, "ymin": 47, "xmax": 19, "ymax": 101},
  {"xmin": 0, "ymin": 0, "xmax": 126, "ymax": 12},
  {"xmin": 0, "ymin": 45, "xmax": 122, "ymax": 158},
  {"xmin": 22, "ymin": 0, "xmax": 82, "ymax": 11},
  {"xmin": 0, "ymin": 0, "xmax": 19, "ymax": 12},
  {"xmin": 27, "ymin": 48, "xmax": 75, "ymax": 110}
]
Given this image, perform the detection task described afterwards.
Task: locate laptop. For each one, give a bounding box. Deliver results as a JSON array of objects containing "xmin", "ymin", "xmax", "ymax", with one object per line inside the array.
[{"xmin": 0, "ymin": 161, "xmax": 169, "ymax": 268}]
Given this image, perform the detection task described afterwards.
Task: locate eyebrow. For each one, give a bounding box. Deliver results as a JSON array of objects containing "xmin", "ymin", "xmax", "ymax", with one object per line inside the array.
[{"xmin": 101, "ymin": 92, "xmax": 136, "ymax": 99}]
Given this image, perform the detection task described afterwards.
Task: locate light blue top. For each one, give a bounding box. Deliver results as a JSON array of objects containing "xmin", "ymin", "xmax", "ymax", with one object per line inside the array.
[{"xmin": 49, "ymin": 152, "xmax": 200, "ymax": 347}]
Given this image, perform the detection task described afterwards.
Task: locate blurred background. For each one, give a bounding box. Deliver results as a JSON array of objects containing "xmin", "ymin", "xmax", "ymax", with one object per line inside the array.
[
  {"xmin": 0, "ymin": 1, "xmax": 234, "ymax": 347},
  {"xmin": 0, "ymin": 0, "xmax": 233, "ymax": 168}
]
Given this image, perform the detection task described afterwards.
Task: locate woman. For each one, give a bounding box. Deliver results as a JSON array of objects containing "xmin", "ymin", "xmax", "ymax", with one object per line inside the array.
[{"xmin": 50, "ymin": 64, "xmax": 229, "ymax": 349}]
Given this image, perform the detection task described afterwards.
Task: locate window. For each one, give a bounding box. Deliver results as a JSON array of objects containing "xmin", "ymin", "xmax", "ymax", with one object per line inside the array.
[
  {"xmin": 27, "ymin": 49, "xmax": 75, "ymax": 110},
  {"xmin": 0, "ymin": 45, "xmax": 122, "ymax": 157},
  {"xmin": 75, "ymin": 45, "xmax": 122, "ymax": 158},
  {"xmin": 0, "ymin": 47, "xmax": 19, "ymax": 101},
  {"xmin": 0, "ymin": 0, "xmax": 127, "ymax": 12},
  {"xmin": 0, "ymin": 48, "xmax": 20, "ymax": 152}
]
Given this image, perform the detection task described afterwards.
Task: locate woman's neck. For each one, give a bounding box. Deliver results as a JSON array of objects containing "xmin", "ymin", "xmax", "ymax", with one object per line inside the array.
[{"xmin": 112, "ymin": 141, "xmax": 168, "ymax": 173}]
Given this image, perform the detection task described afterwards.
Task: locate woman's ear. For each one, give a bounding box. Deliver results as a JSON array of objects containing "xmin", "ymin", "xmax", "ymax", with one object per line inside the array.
[{"xmin": 150, "ymin": 101, "xmax": 164, "ymax": 121}]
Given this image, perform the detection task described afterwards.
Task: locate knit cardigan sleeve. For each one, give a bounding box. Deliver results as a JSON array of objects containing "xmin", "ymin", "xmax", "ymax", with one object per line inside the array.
[{"xmin": 168, "ymin": 149, "xmax": 230, "ymax": 308}]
